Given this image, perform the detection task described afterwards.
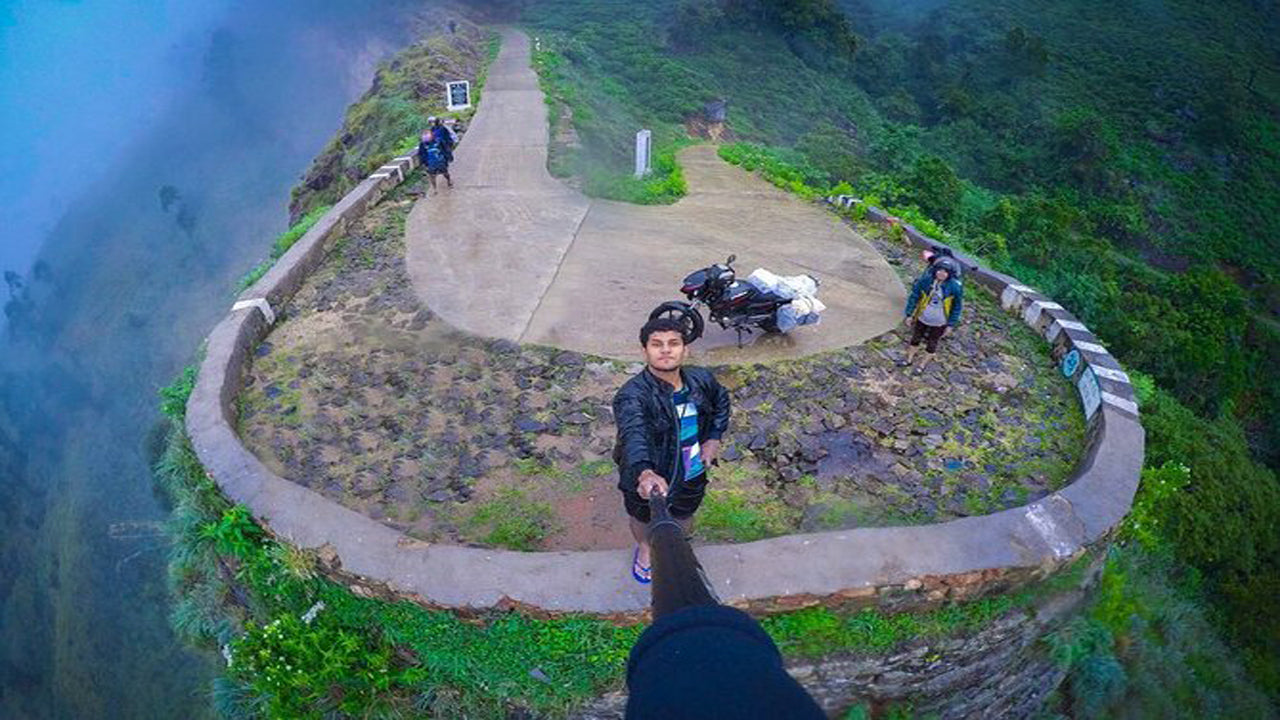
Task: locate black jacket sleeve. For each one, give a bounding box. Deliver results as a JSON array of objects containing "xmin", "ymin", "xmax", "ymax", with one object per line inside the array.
[{"xmin": 613, "ymin": 387, "xmax": 653, "ymax": 491}]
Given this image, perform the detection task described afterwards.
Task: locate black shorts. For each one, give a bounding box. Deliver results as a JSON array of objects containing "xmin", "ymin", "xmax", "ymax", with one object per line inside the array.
[
  {"xmin": 622, "ymin": 474, "xmax": 708, "ymax": 523},
  {"xmin": 910, "ymin": 320, "xmax": 946, "ymax": 353}
]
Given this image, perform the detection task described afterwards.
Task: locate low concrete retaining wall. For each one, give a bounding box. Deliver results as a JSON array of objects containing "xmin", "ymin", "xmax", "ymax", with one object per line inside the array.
[{"xmin": 184, "ymin": 155, "xmax": 1143, "ymax": 623}]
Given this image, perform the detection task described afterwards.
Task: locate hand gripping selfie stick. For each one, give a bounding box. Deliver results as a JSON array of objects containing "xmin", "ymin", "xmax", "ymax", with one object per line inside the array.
[{"xmin": 626, "ymin": 491, "xmax": 826, "ymax": 719}]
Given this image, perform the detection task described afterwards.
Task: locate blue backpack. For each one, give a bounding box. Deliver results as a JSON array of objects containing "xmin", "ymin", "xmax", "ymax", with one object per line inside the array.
[{"xmin": 424, "ymin": 143, "xmax": 447, "ymax": 172}]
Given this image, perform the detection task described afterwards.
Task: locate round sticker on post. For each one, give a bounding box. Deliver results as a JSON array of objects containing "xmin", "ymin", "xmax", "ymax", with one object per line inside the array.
[{"xmin": 1060, "ymin": 349, "xmax": 1081, "ymax": 378}]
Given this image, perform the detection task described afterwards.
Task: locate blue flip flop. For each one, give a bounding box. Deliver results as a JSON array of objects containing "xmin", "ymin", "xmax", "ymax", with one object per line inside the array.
[{"xmin": 631, "ymin": 547, "xmax": 651, "ymax": 584}]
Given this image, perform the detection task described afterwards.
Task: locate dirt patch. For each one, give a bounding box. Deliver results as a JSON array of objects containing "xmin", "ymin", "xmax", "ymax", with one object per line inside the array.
[
  {"xmin": 238, "ymin": 174, "xmax": 1085, "ymax": 551},
  {"xmin": 684, "ymin": 116, "xmax": 735, "ymax": 143}
]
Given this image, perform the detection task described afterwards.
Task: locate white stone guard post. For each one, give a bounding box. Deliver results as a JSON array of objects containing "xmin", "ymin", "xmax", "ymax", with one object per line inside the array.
[{"xmin": 634, "ymin": 129, "xmax": 652, "ymax": 178}]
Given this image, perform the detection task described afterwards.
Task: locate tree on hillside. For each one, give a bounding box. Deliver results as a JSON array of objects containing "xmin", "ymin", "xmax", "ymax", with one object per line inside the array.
[
  {"xmin": 905, "ymin": 154, "xmax": 962, "ymax": 221},
  {"xmin": 720, "ymin": 0, "xmax": 860, "ymax": 63},
  {"xmin": 1051, "ymin": 108, "xmax": 1120, "ymax": 194},
  {"xmin": 1004, "ymin": 26, "xmax": 1049, "ymax": 77},
  {"xmin": 670, "ymin": 0, "xmax": 727, "ymax": 50}
]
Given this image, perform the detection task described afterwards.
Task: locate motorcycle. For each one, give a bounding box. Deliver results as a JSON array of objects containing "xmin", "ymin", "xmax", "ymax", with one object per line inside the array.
[{"xmin": 648, "ymin": 255, "xmax": 819, "ymax": 346}]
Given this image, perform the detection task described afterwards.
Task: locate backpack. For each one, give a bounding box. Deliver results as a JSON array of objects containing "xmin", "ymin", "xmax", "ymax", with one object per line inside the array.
[
  {"xmin": 424, "ymin": 143, "xmax": 446, "ymax": 172},
  {"xmin": 920, "ymin": 247, "xmax": 963, "ymax": 284}
]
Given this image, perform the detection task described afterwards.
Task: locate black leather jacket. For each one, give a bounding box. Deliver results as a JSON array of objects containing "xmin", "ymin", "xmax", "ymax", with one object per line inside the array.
[{"xmin": 612, "ymin": 366, "xmax": 731, "ymax": 492}]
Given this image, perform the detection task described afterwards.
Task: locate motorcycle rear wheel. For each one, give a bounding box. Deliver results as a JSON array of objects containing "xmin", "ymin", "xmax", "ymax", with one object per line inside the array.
[{"xmin": 648, "ymin": 301, "xmax": 705, "ymax": 344}]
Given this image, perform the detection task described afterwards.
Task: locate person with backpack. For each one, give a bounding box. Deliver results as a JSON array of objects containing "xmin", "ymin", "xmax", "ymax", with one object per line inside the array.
[
  {"xmin": 918, "ymin": 245, "xmax": 962, "ymax": 284},
  {"xmin": 429, "ymin": 116, "xmax": 457, "ymax": 163},
  {"xmin": 899, "ymin": 257, "xmax": 963, "ymax": 374},
  {"xmin": 417, "ymin": 125, "xmax": 452, "ymax": 195}
]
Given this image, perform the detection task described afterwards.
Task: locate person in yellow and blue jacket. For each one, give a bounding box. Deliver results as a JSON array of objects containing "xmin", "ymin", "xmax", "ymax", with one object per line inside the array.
[{"xmin": 899, "ymin": 257, "xmax": 963, "ymax": 374}]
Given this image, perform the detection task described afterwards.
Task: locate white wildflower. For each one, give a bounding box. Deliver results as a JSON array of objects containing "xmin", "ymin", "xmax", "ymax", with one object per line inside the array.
[{"xmin": 301, "ymin": 600, "xmax": 326, "ymax": 624}]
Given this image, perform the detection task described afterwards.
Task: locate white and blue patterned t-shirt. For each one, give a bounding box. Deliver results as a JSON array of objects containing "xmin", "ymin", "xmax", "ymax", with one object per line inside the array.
[{"xmin": 673, "ymin": 386, "xmax": 704, "ymax": 480}]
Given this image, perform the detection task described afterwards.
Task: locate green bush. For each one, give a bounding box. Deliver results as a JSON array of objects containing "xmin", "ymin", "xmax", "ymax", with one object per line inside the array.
[
  {"xmin": 1051, "ymin": 547, "xmax": 1274, "ymax": 717},
  {"xmin": 1140, "ymin": 386, "xmax": 1280, "ymax": 577},
  {"xmin": 159, "ymin": 365, "xmax": 197, "ymax": 421},
  {"xmin": 581, "ymin": 145, "xmax": 689, "ymax": 204},
  {"xmin": 230, "ymin": 613, "xmax": 400, "ymax": 719},
  {"xmin": 1120, "ymin": 461, "xmax": 1190, "ymax": 552},
  {"xmin": 270, "ymin": 204, "xmax": 331, "ymax": 259},
  {"xmin": 199, "ymin": 506, "xmax": 265, "ymax": 559},
  {"xmin": 1046, "ymin": 615, "xmax": 1127, "ymax": 718},
  {"xmin": 905, "ymin": 155, "xmax": 963, "ymax": 222}
]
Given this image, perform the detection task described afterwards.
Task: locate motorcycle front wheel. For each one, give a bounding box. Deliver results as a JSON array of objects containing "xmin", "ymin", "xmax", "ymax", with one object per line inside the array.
[{"xmin": 648, "ymin": 301, "xmax": 705, "ymax": 344}]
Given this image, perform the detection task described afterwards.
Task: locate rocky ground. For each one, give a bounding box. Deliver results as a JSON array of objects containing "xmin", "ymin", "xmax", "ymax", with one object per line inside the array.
[{"xmin": 239, "ymin": 170, "xmax": 1084, "ymax": 551}]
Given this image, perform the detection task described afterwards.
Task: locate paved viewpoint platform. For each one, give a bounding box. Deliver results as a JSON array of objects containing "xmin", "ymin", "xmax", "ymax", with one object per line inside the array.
[{"xmin": 405, "ymin": 29, "xmax": 905, "ymax": 362}]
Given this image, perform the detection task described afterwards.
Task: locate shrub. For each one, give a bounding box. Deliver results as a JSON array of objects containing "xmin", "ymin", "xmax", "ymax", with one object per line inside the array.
[
  {"xmin": 1051, "ymin": 547, "xmax": 1274, "ymax": 717},
  {"xmin": 230, "ymin": 613, "xmax": 400, "ymax": 718},
  {"xmin": 905, "ymin": 155, "xmax": 963, "ymax": 222},
  {"xmin": 1121, "ymin": 461, "xmax": 1190, "ymax": 552},
  {"xmin": 159, "ymin": 365, "xmax": 198, "ymax": 421},
  {"xmin": 270, "ymin": 204, "xmax": 331, "ymax": 259}
]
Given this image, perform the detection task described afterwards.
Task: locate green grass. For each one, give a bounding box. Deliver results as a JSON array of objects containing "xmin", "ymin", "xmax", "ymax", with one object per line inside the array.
[
  {"xmin": 270, "ymin": 204, "xmax": 330, "ymax": 258},
  {"xmin": 512, "ymin": 457, "xmax": 564, "ymax": 478},
  {"xmin": 575, "ymin": 459, "xmax": 615, "ymax": 478},
  {"xmin": 761, "ymin": 596, "xmax": 1015, "ymax": 659},
  {"xmin": 461, "ymin": 486, "xmax": 560, "ymax": 551},
  {"xmin": 694, "ymin": 462, "xmax": 799, "ymax": 542},
  {"xmin": 696, "ymin": 491, "xmax": 789, "ymax": 542},
  {"xmin": 159, "ymin": 365, "xmax": 197, "ymax": 420}
]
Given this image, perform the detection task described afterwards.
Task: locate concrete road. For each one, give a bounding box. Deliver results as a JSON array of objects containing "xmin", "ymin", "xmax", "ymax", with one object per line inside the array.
[{"xmin": 406, "ymin": 28, "xmax": 905, "ymax": 363}]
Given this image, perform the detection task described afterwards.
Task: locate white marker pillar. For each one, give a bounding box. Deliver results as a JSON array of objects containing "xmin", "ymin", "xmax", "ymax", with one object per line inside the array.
[{"xmin": 634, "ymin": 129, "xmax": 652, "ymax": 178}]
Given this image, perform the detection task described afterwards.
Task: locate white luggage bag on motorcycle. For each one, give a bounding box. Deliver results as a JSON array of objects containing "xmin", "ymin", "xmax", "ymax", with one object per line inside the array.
[{"xmin": 745, "ymin": 269, "xmax": 824, "ymax": 333}]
